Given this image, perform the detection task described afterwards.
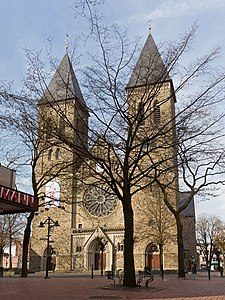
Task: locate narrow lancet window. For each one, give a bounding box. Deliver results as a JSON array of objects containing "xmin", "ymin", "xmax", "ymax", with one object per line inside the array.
[
  {"xmin": 55, "ymin": 148, "xmax": 61, "ymax": 160},
  {"xmin": 137, "ymin": 102, "xmax": 145, "ymax": 125},
  {"xmin": 48, "ymin": 149, "xmax": 53, "ymax": 161},
  {"xmin": 153, "ymin": 101, "xmax": 160, "ymax": 125}
]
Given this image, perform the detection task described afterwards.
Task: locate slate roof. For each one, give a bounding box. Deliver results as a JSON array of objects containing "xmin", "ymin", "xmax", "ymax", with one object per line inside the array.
[
  {"xmin": 126, "ymin": 32, "xmax": 171, "ymax": 89},
  {"xmin": 40, "ymin": 53, "xmax": 85, "ymax": 105},
  {"xmin": 179, "ymin": 192, "xmax": 195, "ymax": 218}
]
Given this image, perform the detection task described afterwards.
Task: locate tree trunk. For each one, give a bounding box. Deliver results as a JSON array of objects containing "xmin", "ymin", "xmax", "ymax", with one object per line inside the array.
[
  {"xmin": 9, "ymin": 218, "xmax": 12, "ymax": 269},
  {"xmin": 175, "ymin": 213, "xmax": 185, "ymax": 277},
  {"xmin": 21, "ymin": 212, "xmax": 34, "ymax": 277},
  {"xmin": 0, "ymin": 247, "xmax": 3, "ymax": 267},
  {"xmin": 206, "ymin": 256, "xmax": 211, "ymax": 280},
  {"xmin": 122, "ymin": 193, "xmax": 136, "ymax": 287},
  {"xmin": 9, "ymin": 235, "xmax": 12, "ymax": 269},
  {"xmin": 159, "ymin": 243, "xmax": 164, "ymax": 279},
  {"xmin": 207, "ymin": 264, "xmax": 211, "ymax": 280}
]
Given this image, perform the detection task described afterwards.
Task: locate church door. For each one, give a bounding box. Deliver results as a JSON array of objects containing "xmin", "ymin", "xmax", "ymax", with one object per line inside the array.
[
  {"xmin": 94, "ymin": 252, "xmax": 106, "ymax": 270},
  {"xmin": 145, "ymin": 243, "xmax": 160, "ymax": 271},
  {"xmin": 147, "ymin": 253, "xmax": 160, "ymax": 270}
]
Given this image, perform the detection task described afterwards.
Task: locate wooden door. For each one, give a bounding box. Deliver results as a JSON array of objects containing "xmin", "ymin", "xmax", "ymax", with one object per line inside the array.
[
  {"xmin": 148, "ymin": 253, "xmax": 160, "ymax": 270},
  {"xmin": 94, "ymin": 252, "xmax": 106, "ymax": 270}
]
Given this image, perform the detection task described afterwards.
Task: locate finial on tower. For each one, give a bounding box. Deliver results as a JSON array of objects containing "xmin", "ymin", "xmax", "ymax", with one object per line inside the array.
[
  {"xmin": 65, "ymin": 33, "xmax": 69, "ymax": 52},
  {"xmin": 148, "ymin": 19, "xmax": 152, "ymax": 32}
]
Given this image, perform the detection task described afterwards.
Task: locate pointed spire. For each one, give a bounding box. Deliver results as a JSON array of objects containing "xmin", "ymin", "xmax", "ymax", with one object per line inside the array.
[
  {"xmin": 40, "ymin": 53, "xmax": 85, "ymax": 105},
  {"xmin": 126, "ymin": 32, "xmax": 170, "ymax": 89}
]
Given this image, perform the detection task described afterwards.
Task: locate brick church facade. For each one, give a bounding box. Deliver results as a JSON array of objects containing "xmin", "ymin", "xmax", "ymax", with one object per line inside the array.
[{"xmin": 30, "ymin": 32, "xmax": 196, "ymax": 273}]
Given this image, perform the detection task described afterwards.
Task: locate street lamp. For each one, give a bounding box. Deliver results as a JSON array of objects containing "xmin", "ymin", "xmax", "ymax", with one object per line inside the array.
[
  {"xmin": 38, "ymin": 217, "xmax": 60, "ymax": 279},
  {"xmin": 203, "ymin": 242, "xmax": 211, "ymax": 280}
]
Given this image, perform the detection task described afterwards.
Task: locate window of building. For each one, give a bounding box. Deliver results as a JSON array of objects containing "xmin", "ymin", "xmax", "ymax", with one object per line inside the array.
[
  {"xmin": 48, "ymin": 149, "xmax": 53, "ymax": 161},
  {"xmin": 46, "ymin": 118, "xmax": 53, "ymax": 140},
  {"xmin": 59, "ymin": 116, "xmax": 66, "ymax": 136},
  {"xmin": 45, "ymin": 180, "xmax": 61, "ymax": 208},
  {"xmin": 55, "ymin": 148, "xmax": 61, "ymax": 160},
  {"xmin": 153, "ymin": 101, "xmax": 160, "ymax": 125},
  {"xmin": 117, "ymin": 242, "xmax": 124, "ymax": 252},
  {"xmin": 137, "ymin": 102, "xmax": 145, "ymax": 124},
  {"xmin": 76, "ymin": 245, "xmax": 82, "ymax": 252}
]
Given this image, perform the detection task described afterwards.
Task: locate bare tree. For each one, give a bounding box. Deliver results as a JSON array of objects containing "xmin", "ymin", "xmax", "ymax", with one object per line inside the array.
[
  {"xmin": 135, "ymin": 186, "xmax": 176, "ymax": 279},
  {"xmin": 0, "ymin": 215, "xmax": 9, "ymax": 267},
  {"xmin": 5, "ymin": 214, "xmax": 26, "ymax": 269},
  {"xmin": 1, "ymin": 3, "xmax": 225, "ymax": 286},
  {"xmin": 17, "ymin": 30, "xmax": 225, "ymax": 286},
  {"xmin": 66, "ymin": 2, "xmax": 225, "ymax": 284},
  {"xmin": 55, "ymin": 27, "xmax": 225, "ymax": 285},
  {"xmin": 197, "ymin": 214, "xmax": 225, "ymax": 279},
  {"xmin": 0, "ymin": 214, "xmax": 25, "ymax": 268},
  {"xmin": 0, "ymin": 77, "xmax": 76, "ymax": 276},
  {"xmin": 153, "ymin": 76, "xmax": 225, "ymax": 277}
]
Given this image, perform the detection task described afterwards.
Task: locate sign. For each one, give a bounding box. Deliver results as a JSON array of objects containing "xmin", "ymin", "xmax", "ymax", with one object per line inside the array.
[{"xmin": 0, "ymin": 185, "xmax": 35, "ymax": 210}]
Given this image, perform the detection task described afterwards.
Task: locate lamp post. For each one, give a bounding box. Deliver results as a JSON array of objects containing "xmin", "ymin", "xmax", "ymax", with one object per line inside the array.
[
  {"xmin": 203, "ymin": 242, "xmax": 211, "ymax": 280},
  {"xmin": 39, "ymin": 217, "xmax": 60, "ymax": 279}
]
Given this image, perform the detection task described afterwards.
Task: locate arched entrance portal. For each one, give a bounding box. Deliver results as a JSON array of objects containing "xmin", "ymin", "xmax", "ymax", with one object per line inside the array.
[
  {"xmin": 145, "ymin": 243, "xmax": 160, "ymax": 271},
  {"xmin": 89, "ymin": 238, "xmax": 108, "ymax": 275}
]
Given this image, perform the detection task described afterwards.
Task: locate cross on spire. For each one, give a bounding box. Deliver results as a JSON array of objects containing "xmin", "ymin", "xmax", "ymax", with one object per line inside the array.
[
  {"xmin": 65, "ymin": 33, "xmax": 69, "ymax": 52},
  {"xmin": 148, "ymin": 19, "xmax": 152, "ymax": 32}
]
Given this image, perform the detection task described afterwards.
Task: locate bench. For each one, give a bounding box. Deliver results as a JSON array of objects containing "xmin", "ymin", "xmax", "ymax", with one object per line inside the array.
[
  {"xmin": 105, "ymin": 270, "xmax": 113, "ymax": 279},
  {"xmin": 137, "ymin": 269, "xmax": 154, "ymax": 287},
  {"xmin": 105, "ymin": 269, "xmax": 124, "ymax": 286}
]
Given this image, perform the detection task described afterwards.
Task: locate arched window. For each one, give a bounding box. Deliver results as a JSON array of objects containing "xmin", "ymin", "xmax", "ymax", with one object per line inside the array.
[
  {"xmin": 55, "ymin": 148, "xmax": 61, "ymax": 160},
  {"xmin": 48, "ymin": 149, "xmax": 53, "ymax": 161},
  {"xmin": 46, "ymin": 118, "xmax": 53, "ymax": 140},
  {"xmin": 45, "ymin": 180, "xmax": 61, "ymax": 208},
  {"xmin": 76, "ymin": 246, "xmax": 82, "ymax": 252},
  {"xmin": 137, "ymin": 102, "xmax": 145, "ymax": 124},
  {"xmin": 153, "ymin": 101, "xmax": 160, "ymax": 125},
  {"xmin": 59, "ymin": 117, "xmax": 65, "ymax": 136}
]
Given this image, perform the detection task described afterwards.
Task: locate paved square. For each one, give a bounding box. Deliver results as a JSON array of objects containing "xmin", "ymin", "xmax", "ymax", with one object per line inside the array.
[{"xmin": 1, "ymin": 272, "xmax": 225, "ymax": 299}]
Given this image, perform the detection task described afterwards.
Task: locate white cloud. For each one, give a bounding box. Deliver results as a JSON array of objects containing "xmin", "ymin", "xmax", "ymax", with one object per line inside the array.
[
  {"xmin": 151, "ymin": 0, "xmax": 225, "ymax": 19},
  {"xmin": 120, "ymin": 0, "xmax": 225, "ymax": 26}
]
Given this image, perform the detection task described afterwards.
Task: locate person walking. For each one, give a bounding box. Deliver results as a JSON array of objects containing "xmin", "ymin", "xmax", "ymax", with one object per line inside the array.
[{"xmin": 191, "ymin": 256, "xmax": 197, "ymax": 279}]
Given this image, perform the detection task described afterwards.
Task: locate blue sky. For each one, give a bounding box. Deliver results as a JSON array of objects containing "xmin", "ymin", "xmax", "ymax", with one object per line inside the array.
[
  {"xmin": 1, "ymin": 0, "xmax": 225, "ymax": 220},
  {"xmin": 1, "ymin": 0, "xmax": 225, "ymax": 85}
]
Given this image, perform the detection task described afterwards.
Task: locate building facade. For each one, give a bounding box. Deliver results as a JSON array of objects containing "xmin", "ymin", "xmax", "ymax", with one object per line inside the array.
[
  {"xmin": 30, "ymin": 32, "xmax": 195, "ymax": 274},
  {"xmin": 3, "ymin": 239, "xmax": 23, "ymax": 269}
]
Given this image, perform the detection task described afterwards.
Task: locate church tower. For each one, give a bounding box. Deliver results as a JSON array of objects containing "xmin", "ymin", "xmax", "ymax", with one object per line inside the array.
[
  {"xmin": 126, "ymin": 31, "xmax": 179, "ymax": 271},
  {"xmin": 30, "ymin": 53, "xmax": 88, "ymax": 271}
]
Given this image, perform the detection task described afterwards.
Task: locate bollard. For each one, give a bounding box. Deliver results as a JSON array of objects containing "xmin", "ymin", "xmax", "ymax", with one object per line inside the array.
[{"xmin": 91, "ymin": 264, "xmax": 93, "ymax": 279}]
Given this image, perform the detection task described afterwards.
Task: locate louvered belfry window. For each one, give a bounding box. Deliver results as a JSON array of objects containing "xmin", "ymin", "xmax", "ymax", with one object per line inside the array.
[{"xmin": 153, "ymin": 101, "xmax": 160, "ymax": 125}]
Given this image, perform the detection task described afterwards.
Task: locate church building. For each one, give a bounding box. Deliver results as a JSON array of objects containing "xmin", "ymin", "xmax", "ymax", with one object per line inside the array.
[{"xmin": 30, "ymin": 31, "xmax": 196, "ymax": 274}]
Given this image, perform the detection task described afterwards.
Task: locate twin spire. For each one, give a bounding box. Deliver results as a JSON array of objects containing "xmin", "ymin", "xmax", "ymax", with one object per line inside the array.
[{"xmin": 42, "ymin": 31, "xmax": 170, "ymax": 103}]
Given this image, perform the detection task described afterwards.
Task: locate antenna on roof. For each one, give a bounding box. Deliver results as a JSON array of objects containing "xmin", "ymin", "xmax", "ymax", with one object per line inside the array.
[{"xmin": 65, "ymin": 33, "xmax": 69, "ymax": 52}]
